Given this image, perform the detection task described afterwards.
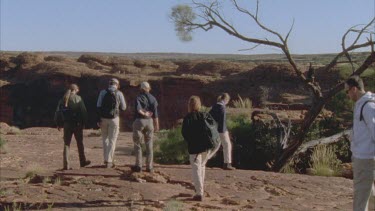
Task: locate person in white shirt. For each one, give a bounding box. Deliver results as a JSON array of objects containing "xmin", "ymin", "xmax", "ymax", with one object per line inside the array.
[
  {"xmin": 345, "ymin": 75, "xmax": 375, "ymax": 211},
  {"xmin": 97, "ymin": 78, "xmax": 126, "ymax": 168}
]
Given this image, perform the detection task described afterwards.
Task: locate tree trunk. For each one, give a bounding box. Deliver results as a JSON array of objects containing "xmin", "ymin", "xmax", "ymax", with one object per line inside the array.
[
  {"xmin": 297, "ymin": 130, "xmax": 350, "ymax": 154},
  {"xmin": 272, "ymin": 98, "xmax": 327, "ymax": 171}
]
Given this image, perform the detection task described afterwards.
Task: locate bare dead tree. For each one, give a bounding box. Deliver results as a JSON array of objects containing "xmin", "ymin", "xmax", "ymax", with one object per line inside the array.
[{"xmin": 171, "ymin": 0, "xmax": 375, "ymax": 171}]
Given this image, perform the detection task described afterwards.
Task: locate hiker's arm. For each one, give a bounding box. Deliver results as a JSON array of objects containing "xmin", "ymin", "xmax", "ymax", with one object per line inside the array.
[
  {"xmin": 152, "ymin": 100, "xmax": 159, "ymax": 131},
  {"xmin": 181, "ymin": 118, "xmax": 188, "ymax": 140},
  {"xmin": 153, "ymin": 118, "xmax": 159, "ymax": 132},
  {"xmin": 363, "ymin": 103, "xmax": 375, "ymax": 142},
  {"xmin": 135, "ymin": 97, "xmax": 143, "ymax": 114},
  {"xmin": 96, "ymin": 90, "xmax": 105, "ymax": 123},
  {"xmin": 119, "ymin": 92, "xmax": 126, "ymax": 111},
  {"xmin": 54, "ymin": 100, "xmax": 62, "ymax": 131},
  {"xmin": 54, "ymin": 101, "xmax": 60, "ymax": 124},
  {"xmin": 80, "ymin": 97, "xmax": 88, "ymax": 126}
]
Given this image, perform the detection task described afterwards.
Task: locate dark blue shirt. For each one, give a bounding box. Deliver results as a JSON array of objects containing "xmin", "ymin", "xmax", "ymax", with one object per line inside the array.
[
  {"xmin": 134, "ymin": 92, "xmax": 159, "ymax": 119},
  {"xmin": 209, "ymin": 101, "xmax": 227, "ymax": 133}
]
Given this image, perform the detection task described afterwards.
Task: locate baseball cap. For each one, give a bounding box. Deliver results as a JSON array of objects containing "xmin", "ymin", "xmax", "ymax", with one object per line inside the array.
[
  {"xmin": 109, "ymin": 78, "xmax": 119, "ymax": 85},
  {"xmin": 140, "ymin": 81, "xmax": 151, "ymax": 90}
]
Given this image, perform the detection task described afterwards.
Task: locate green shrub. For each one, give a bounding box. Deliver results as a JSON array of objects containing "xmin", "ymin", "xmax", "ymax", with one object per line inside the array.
[
  {"xmin": 224, "ymin": 114, "xmax": 282, "ymax": 170},
  {"xmin": 154, "ymin": 127, "xmax": 189, "ymax": 164},
  {"xmin": 280, "ymin": 156, "xmax": 302, "ymax": 174},
  {"xmin": 309, "ymin": 145, "xmax": 342, "ymax": 177},
  {"xmin": 330, "ymin": 136, "xmax": 351, "ymax": 163},
  {"xmin": 326, "ymin": 91, "xmax": 353, "ymax": 122}
]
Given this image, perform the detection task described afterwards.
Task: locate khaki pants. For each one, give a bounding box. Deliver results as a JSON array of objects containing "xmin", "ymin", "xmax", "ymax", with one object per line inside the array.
[
  {"xmin": 352, "ymin": 157, "xmax": 375, "ymax": 211},
  {"xmin": 133, "ymin": 118, "xmax": 154, "ymax": 170},
  {"xmin": 220, "ymin": 131, "xmax": 232, "ymax": 164},
  {"xmin": 189, "ymin": 144, "xmax": 220, "ymax": 196},
  {"xmin": 100, "ymin": 117, "xmax": 120, "ymax": 164}
]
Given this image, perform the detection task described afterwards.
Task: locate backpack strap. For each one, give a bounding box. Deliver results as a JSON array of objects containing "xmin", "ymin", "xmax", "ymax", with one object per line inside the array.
[
  {"xmin": 106, "ymin": 89, "xmax": 119, "ymax": 102},
  {"xmin": 360, "ymin": 99, "xmax": 375, "ymax": 122}
]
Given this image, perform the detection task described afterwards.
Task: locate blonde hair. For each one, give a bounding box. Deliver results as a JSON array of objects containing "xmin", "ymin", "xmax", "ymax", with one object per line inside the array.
[
  {"xmin": 63, "ymin": 84, "xmax": 79, "ymax": 107},
  {"xmin": 217, "ymin": 93, "xmax": 230, "ymax": 102},
  {"xmin": 188, "ymin": 96, "xmax": 201, "ymax": 112}
]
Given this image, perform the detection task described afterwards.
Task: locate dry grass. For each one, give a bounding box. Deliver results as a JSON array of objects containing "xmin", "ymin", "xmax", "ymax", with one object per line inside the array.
[
  {"xmin": 6, "ymin": 126, "xmax": 21, "ymax": 135},
  {"xmin": 309, "ymin": 145, "xmax": 342, "ymax": 177},
  {"xmin": 232, "ymin": 95, "xmax": 252, "ymax": 109},
  {"xmin": 0, "ymin": 136, "xmax": 7, "ymax": 154},
  {"xmin": 24, "ymin": 163, "xmax": 45, "ymax": 180}
]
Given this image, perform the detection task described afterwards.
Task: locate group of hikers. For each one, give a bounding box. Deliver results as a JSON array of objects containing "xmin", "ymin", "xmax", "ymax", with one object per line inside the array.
[
  {"xmin": 54, "ymin": 78, "xmax": 235, "ymax": 202},
  {"xmin": 54, "ymin": 75, "xmax": 374, "ymax": 209}
]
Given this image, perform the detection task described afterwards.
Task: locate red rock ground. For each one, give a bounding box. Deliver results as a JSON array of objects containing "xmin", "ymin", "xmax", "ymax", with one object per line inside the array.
[{"xmin": 0, "ymin": 126, "xmax": 368, "ymax": 211}]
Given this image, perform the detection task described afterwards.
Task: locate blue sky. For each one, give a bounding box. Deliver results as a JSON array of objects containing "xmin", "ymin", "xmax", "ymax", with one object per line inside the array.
[{"xmin": 1, "ymin": 0, "xmax": 374, "ymax": 55}]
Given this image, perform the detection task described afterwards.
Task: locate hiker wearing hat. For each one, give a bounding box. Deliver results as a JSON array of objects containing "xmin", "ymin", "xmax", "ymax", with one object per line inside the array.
[
  {"xmin": 96, "ymin": 78, "xmax": 126, "ymax": 168},
  {"xmin": 345, "ymin": 75, "xmax": 375, "ymax": 211},
  {"xmin": 131, "ymin": 81, "xmax": 159, "ymax": 173}
]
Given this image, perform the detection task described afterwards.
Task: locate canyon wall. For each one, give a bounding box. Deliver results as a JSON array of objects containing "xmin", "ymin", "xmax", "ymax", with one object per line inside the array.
[{"xmin": 1, "ymin": 52, "xmax": 332, "ymax": 131}]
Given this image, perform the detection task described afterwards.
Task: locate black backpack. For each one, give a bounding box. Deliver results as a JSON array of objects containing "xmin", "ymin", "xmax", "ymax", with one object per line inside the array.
[
  {"xmin": 360, "ymin": 99, "xmax": 375, "ymax": 124},
  {"xmin": 55, "ymin": 103, "xmax": 79, "ymax": 126},
  {"xmin": 100, "ymin": 89, "xmax": 118, "ymax": 119},
  {"xmin": 202, "ymin": 113, "xmax": 221, "ymax": 150}
]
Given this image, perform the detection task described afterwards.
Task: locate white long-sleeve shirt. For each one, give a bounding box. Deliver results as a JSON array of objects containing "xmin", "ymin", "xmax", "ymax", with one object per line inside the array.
[{"xmin": 351, "ymin": 91, "xmax": 375, "ymax": 159}]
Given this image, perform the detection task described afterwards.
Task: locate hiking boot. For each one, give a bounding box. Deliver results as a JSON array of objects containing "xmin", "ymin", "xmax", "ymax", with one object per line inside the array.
[
  {"xmin": 192, "ymin": 195, "xmax": 203, "ymax": 201},
  {"xmin": 131, "ymin": 166, "xmax": 142, "ymax": 172},
  {"xmin": 80, "ymin": 160, "xmax": 91, "ymax": 168},
  {"xmin": 223, "ymin": 163, "xmax": 235, "ymax": 170},
  {"xmin": 106, "ymin": 162, "xmax": 115, "ymax": 168},
  {"xmin": 146, "ymin": 168, "xmax": 154, "ymax": 173}
]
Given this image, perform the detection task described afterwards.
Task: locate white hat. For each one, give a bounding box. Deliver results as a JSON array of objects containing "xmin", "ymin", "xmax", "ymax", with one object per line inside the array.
[
  {"xmin": 140, "ymin": 81, "xmax": 151, "ymax": 90},
  {"xmin": 109, "ymin": 78, "xmax": 119, "ymax": 85}
]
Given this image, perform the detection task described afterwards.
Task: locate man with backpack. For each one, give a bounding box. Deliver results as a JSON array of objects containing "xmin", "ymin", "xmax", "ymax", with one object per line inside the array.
[
  {"xmin": 345, "ymin": 75, "xmax": 375, "ymax": 211},
  {"xmin": 131, "ymin": 81, "xmax": 159, "ymax": 173},
  {"xmin": 97, "ymin": 78, "xmax": 126, "ymax": 168}
]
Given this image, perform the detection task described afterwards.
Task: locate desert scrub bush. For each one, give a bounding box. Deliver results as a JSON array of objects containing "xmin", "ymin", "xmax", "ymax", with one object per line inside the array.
[
  {"xmin": 225, "ymin": 114, "xmax": 282, "ymax": 170},
  {"xmin": 309, "ymin": 145, "xmax": 342, "ymax": 177},
  {"xmin": 4, "ymin": 202, "xmax": 22, "ymax": 211},
  {"xmin": 154, "ymin": 127, "xmax": 188, "ymax": 164},
  {"xmin": 258, "ymin": 86, "xmax": 270, "ymax": 108},
  {"xmin": 200, "ymin": 105, "xmax": 211, "ymax": 113},
  {"xmin": 53, "ymin": 176, "xmax": 62, "ymax": 185},
  {"xmin": 7, "ymin": 126, "xmax": 21, "ymax": 135},
  {"xmin": 232, "ymin": 95, "xmax": 252, "ymax": 109},
  {"xmin": 304, "ymin": 115, "xmax": 345, "ymax": 142},
  {"xmin": 330, "ymin": 136, "xmax": 351, "ymax": 163},
  {"xmin": 24, "ymin": 164, "xmax": 45, "ymax": 180},
  {"xmin": 280, "ymin": 156, "xmax": 301, "ymax": 174},
  {"xmin": 0, "ymin": 135, "xmax": 7, "ymax": 153},
  {"xmin": 325, "ymin": 91, "xmax": 353, "ymax": 121},
  {"xmin": 164, "ymin": 199, "xmax": 183, "ymax": 211},
  {"xmin": 0, "ymin": 188, "xmax": 10, "ymax": 197},
  {"xmin": 42, "ymin": 176, "xmax": 52, "ymax": 184}
]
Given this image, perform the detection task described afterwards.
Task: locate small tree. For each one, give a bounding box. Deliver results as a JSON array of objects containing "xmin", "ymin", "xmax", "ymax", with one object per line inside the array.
[{"xmin": 171, "ymin": 0, "xmax": 375, "ymax": 171}]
